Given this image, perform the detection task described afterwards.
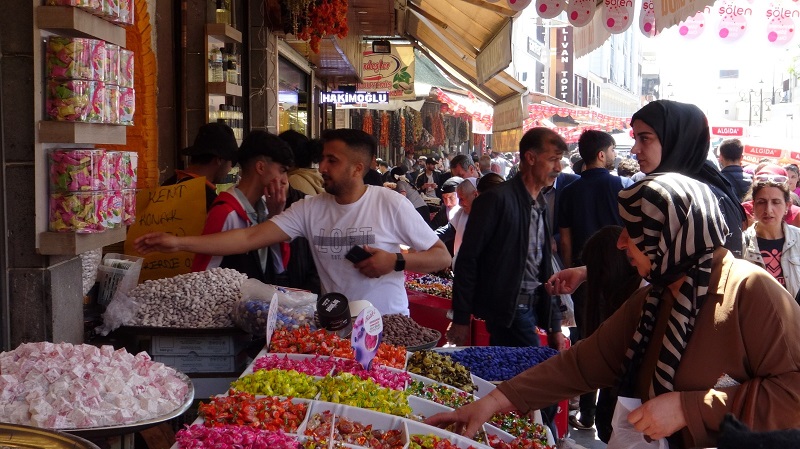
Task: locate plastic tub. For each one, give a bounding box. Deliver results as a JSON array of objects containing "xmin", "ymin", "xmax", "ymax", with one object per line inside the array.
[
  {"xmin": 49, "ymin": 148, "xmax": 110, "ymax": 192},
  {"xmin": 49, "ymin": 191, "xmax": 109, "ymax": 233}
]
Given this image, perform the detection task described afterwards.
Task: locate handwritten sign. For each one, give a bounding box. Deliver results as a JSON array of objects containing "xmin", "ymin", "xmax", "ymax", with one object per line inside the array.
[{"xmin": 124, "ymin": 177, "xmax": 206, "ymax": 281}]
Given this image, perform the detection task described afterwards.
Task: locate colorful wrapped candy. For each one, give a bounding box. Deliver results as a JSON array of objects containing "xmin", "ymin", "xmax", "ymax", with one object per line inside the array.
[
  {"xmin": 46, "ymin": 37, "xmax": 93, "ymax": 81},
  {"xmin": 49, "ymin": 191, "xmax": 108, "ymax": 233},
  {"xmin": 46, "ymin": 0, "xmax": 102, "ymax": 14},
  {"xmin": 46, "ymin": 80, "xmax": 90, "ymax": 122},
  {"xmin": 86, "ymin": 81, "xmax": 107, "ymax": 123},
  {"xmin": 122, "ymin": 188, "xmax": 136, "ymax": 225},
  {"xmin": 105, "ymin": 44, "xmax": 120, "ymax": 85},
  {"xmin": 106, "ymin": 84, "xmax": 120, "ymax": 124},
  {"xmin": 101, "ymin": 0, "xmax": 120, "ymax": 20},
  {"xmin": 119, "ymin": 49, "xmax": 134, "ymax": 88},
  {"xmin": 103, "ymin": 190, "xmax": 123, "ymax": 229},
  {"xmin": 116, "ymin": 0, "xmax": 133, "ymax": 25},
  {"xmin": 119, "ymin": 87, "xmax": 135, "ymax": 125},
  {"xmin": 123, "ymin": 151, "xmax": 138, "ymax": 188},
  {"xmin": 49, "ymin": 148, "xmax": 110, "ymax": 192},
  {"xmin": 89, "ymin": 40, "xmax": 106, "ymax": 81},
  {"xmin": 107, "ymin": 151, "xmax": 122, "ymax": 189}
]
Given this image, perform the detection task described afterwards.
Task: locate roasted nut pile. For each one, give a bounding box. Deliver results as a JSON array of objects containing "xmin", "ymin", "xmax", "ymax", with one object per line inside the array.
[
  {"xmin": 127, "ymin": 268, "xmax": 247, "ymax": 327},
  {"xmin": 381, "ymin": 314, "xmax": 440, "ymax": 347}
]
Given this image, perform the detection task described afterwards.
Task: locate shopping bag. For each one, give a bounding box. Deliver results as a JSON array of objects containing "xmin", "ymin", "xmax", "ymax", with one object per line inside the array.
[
  {"xmin": 607, "ymin": 397, "xmax": 668, "ymax": 449},
  {"xmin": 551, "ymin": 255, "xmax": 576, "ymax": 327}
]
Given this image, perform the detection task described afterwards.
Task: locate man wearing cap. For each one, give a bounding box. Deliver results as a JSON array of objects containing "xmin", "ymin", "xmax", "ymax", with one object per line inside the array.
[
  {"xmin": 416, "ymin": 156, "xmax": 443, "ymax": 198},
  {"xmin": 435, "ymin": 177, "xmax": 477, "ymax": 266},
  {"xmin": 192, "ymin": 131, "xmax": 294, "ymax": 283},
  {"xmin": 135, "ymin": 129, "xmax": 452, "ymax": 316},
  {"xmin": 163, "ymin": 122, "xmax": 239, "ymax": 211},
  {"xmin": 429, "ymin": 176, "xmax": 463, "ymax": 230}
]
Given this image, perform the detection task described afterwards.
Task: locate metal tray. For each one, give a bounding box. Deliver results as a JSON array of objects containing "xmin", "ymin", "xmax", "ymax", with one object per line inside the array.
[
  {"xmin": 0, "ymin": 423, "xmax": 100, "ymax": 449},
  {"xmin": 55, "ymin": 371, "xmax": 195, "ymax": 439}
]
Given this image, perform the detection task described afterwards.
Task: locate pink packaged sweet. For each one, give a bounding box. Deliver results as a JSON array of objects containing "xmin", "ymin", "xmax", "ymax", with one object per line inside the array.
[
  {"xmin": 122, "ymin": 151, "xmax": 138, "ymax": 188},
  {"xmin": 49, "ymin": 148, "xmax": 110, "ymax": 192},
  {"xmin": 107, "ymin": 151, "xmax": 122, "ymax": 190},
  {"xmin": 119, "ymin": 49, "xmax": 134, "ymax": 88},
  {"xmin": 46, "ymin": 0, "xmax": 102, "ymax": 14},
  {"xmin": 105, "ymin": 44, "xmax": 120, "ymax": 85},
  {"xmin": 116, "ymin": 0, "xmax": 133, "ymax": 25},
  {"xmin": 86, "ymin": 81, "xmax": 107, "ymax": 123},
  {"xmin": 90, "ymin": 39, "xmax": 107, "ymax": 82},
  {"xmin": 119, "ymin": 87, "xmax": 135, "ymax": 125},
  {"xmin": 46, "ymin": 37, "xmax": 93, "ymax": 81},
  {"xmin": 101, "ymin": 0, "xmax": 120, "ymax": 20},
  {"xmin": 46, "ymin": 80, "xmax": 90, "ymax": 122},
  {"xmin": 122, "ymin": 188, "xmax": 136, "ymax": 225},
  {"xmin": 49, "ymin": 191, "xmax": 109, "ymax": 233},
  {"xmin": 106, "ymin": 84, "xmax": 120, "ymax": 124},
  {"xmin": 103, "ymin": 190, "xmax": 123, "ymax": 229}
]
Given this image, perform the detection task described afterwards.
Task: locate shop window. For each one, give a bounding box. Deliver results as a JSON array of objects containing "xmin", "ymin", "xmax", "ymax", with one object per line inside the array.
[{"xmin": 279, "ymin": 56, "xmax": 309, "ymax": 135}]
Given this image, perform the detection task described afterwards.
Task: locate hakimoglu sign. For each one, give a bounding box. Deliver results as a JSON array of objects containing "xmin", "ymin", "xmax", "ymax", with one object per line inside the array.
[
  {"xmin": 358, "ymin": 45, "xmax": 416, "ymax": 100},
  {"xmin": 320, "ymin": 91, "xmax": 389, "ymax": 105}
]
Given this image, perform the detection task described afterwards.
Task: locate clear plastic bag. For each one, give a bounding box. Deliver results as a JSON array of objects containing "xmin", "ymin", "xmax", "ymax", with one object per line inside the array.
[
  {"xmin": 95, "ymin": 290, "xmax": 139, "ymax": 336},
  {"xmin": 232, "ymin": 279, "xmax": 318, "ymax": 335},
  {"xmin": 551, "ymin": 255, "xmax": 576, "ymax": 327},
  {"xmin": 607, "ymin": 397, "xmax": 668, "ymax": 449}
]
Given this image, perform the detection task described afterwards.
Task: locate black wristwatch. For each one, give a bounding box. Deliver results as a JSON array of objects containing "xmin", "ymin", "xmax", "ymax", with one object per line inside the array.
[{"xmin": 394, "ymin": 253, "xmax": 406, "ymax": 271}]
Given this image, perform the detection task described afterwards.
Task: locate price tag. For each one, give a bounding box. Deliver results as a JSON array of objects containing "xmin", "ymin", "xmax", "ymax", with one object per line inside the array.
[
  {"xmin": 351, "ymin": 305, "xmax": 383, "ymax": 370},
  {"xmin": 265, "ymin": 293, "xmax": 279, "ymax": 350}
]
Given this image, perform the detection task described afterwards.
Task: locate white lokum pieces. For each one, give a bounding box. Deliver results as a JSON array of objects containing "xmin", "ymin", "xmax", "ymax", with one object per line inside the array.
[{"xmin": 0, "ymin": 342, "xmax": 189, "ymax": 429}]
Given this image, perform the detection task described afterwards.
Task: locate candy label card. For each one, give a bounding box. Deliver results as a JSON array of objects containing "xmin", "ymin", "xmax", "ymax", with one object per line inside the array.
[{"xmin": 351, "ymin": 306, "xmax": 383, "ymax": 370}]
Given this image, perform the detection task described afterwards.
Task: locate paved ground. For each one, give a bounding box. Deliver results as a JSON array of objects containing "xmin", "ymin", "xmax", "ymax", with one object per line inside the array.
[{"xmin": 566, "ymin": 425, "xmax": 607, "ymax": 449}]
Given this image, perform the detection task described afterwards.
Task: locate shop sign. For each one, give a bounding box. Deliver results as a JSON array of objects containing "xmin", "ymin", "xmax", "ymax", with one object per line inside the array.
[
  {"xmin": 358, "ymin": 45, "xmax": 415, "ymax": 100},
  {"xmin": 555, "ymin": 27, "xmax": 574, "ymax": 103},
  {"xmin": 320, "ymin": 91, "xmax": 388, "ymax": 105},
  {"xmin": 493, "ymin": 95, "xmax": 524, "ymax": 132},
  {"xmin": 712, "ymin": 126, "xmax": 744, "ymax": 136},
  {"xmin": 744, "ymin": 145, "xmax": 782, "ymax": 160},
  {"xmin": 124, "ymin": 177, "xmax": 207, "ymax": 281},
  {"xmin": 527, "ymin": 36, "xmax": 544, "ymax": 60},
  {"xmin": 477, "ymin": 20, "xmax": 513, "ymax": 85}
]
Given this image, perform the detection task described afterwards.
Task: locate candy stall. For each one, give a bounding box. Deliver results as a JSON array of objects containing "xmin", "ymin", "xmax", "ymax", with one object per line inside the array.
[{"xmin": 166, "ymin": 320, "xmax": 560, "ymax": 449}]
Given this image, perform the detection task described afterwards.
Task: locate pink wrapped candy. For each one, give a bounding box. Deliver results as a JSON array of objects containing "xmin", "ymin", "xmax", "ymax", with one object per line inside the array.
[
  {"xmin": 122, "ymin": 188, "xmax": 136, "ymax": 225},
  {"xmin": 46, "ymin": 37, "xmax": 93, "ymax": 81},
  {"xmin": 176, "ymin": 425, "xmax": 301, "ymax": 449},
  {"xmin": 119, "ymin": 49, "xmax": 134, "ymax": 88},
  {"xmin": 107, "ymin": 151, "xmax": 122, "ymax": 189},
  {"xmin": 89, "ymin": 40, "xmax": 106, "ymax": 81},
  {"xmin": 49, "ymin": 148, "xmax": 110, "ymax": 192},
  {"xmin": 123, "ymin": 151, "xmax": 138, "ymax": 188},
  {"xmin": 105, "ymin": 44, "xmax": 120, "ymax": 85},
  {"xmin": 103, "ymin": 190, "xmax": 123, "ymax": 229},
  {"xmin": 119, "ymin": 87, "xmax": 135, "ymax": 125},
  {"xmin": 101, "ymin": 0, "xmax": 120, "ymax": 20},
  {"xmin": 106, "ymin": 84, "xmax": 120, "ymax": 124},
  {"xmin": 49, "ymin": 191, "xmax": 108, "ymax": 233},
  {"xmin": 116, "ymin": 0, "xmax": 133, "ymax": 25},
  {"xmin": 46, "ymin": 80, "xmax": 90, "ymax": 122},
  {"xmin": 46, "ymin": 0, "xmax": 102, "ymax": 14},
  {"xmin": 86, "ymin": 81, "xmax": 107, "ymax": 123}
]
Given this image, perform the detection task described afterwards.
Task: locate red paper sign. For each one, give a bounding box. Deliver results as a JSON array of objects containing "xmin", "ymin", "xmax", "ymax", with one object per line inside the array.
[{"xmin": 712, "ymin": 126, "xmax": 744, "ymax": 136}]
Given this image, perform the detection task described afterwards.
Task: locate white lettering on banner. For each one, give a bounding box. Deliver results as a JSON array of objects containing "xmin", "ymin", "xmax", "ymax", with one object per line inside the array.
[
  {"xmin": 711, "ymin": 126, "xmax": 743, "ymax": 136},
  {"xmin": 555, "ymin": 27, "xmax": 574, "ymax": 103},
  {"xmin": 744, "ymin": 145, "xmax": 782, "ymax": 158},
  {"xmin": 320, "ymin": 91, "xmax": 389, "ymax": 105}
]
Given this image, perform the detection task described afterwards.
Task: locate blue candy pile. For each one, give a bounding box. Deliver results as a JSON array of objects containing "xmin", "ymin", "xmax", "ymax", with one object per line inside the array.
[{"xmin": 447, "ymin": 346, "xmax": 559, "ymax": 382}]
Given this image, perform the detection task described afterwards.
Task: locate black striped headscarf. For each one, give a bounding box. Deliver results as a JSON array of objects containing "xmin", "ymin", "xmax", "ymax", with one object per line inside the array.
[{"xmin": 617, "ymin": 173, "xmax": 728, "ymax": 398}]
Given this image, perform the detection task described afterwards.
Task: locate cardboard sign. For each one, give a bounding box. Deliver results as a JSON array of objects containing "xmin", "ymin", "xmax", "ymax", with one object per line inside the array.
[
  {"xmin": 124, "ymin": 177, "xmax": 207, "ymax": 281},
  {"xmin": 351, "ymin": 306, "xmax": 383, "ymax": 371}
]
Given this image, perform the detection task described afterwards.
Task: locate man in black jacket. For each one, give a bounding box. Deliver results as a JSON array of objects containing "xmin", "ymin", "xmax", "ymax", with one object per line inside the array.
[{"xmin": 448, "ymin": 128, "xmax": 566, "ymax": 350}]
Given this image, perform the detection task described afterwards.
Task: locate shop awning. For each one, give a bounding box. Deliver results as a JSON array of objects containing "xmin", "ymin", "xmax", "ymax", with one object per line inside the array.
[{"xmin": 401, "ymin": 0, "xmax": 526, "ymax": 106}]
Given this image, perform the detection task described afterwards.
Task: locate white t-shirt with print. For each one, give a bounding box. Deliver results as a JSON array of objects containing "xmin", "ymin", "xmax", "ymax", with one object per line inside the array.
[{"xmin": 270, "ymin": 186, "xmax": 439, "ymax": 315}]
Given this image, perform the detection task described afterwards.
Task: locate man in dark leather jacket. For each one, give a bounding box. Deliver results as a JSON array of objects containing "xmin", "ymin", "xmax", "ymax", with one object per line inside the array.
[{"xmin": 448, "ymin": 128, "xmax": 567, "ymax": 350}]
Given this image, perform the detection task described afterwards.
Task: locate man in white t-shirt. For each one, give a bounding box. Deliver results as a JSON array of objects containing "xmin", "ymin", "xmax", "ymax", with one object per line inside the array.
[{"xmin": 135, "ymin": 129, "xmax": 451, "ymax": 315}]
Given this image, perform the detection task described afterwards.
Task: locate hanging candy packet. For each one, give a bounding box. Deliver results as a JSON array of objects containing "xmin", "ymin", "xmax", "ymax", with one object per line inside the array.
[
  {"xmin": 86, "ymin": 81, "xmax": 107, "ymax": 123},
  {"xmin": 119, "ymin": 49, "xmax": 134, "ymax": 88},
  {"xmin": 119, "ymin": 87, "xmax": 135, "ymax": 125},
  {"xmin": 122, "ymin": 189, "xmax": 136, "ymax": 225}
]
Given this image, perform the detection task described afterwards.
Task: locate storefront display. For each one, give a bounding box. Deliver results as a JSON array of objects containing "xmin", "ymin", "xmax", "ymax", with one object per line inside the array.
[{"xmin": 279, "ymin": 56, "xmax": 310, "ymax": 135}]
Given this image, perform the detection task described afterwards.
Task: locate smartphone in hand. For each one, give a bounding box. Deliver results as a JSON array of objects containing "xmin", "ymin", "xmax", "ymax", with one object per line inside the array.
[{"xmin": 345, "ymin": 245, "xmax": 372, "ymax": 264}]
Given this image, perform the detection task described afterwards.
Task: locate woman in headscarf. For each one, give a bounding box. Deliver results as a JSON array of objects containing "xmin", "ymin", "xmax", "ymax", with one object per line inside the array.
[
  {"xmin": 547, "ymin": 100, "xmax": 747, "ymax": 297},
  {"xmin": 427, "ymin": 173, "xmax": 800, "ymax": 448}
]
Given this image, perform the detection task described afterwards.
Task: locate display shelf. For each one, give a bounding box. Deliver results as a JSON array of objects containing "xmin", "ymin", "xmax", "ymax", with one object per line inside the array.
[
  {"xmin": 208, "ymin": 82, "xmax": 242, "ymax": 97},
  {"xmin": 38, "ymin": 226, "xmax": 127, "ymax": 256},
  {"xmin": 39, "ymin": 121, "xmax": 127, "ymax": 145},
  {"xmin": 36, "ymin": 6, "xmax": 126, "ymax": 47},
  {"xmin": 205, "ymin": 23, "xmax": 243, "ymax": 44}
]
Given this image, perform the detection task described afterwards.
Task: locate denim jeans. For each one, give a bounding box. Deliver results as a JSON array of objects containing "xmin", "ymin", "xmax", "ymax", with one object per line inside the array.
[{"xmin": 486, "ymin": 305, "xmax": 541, "ymax": 347}]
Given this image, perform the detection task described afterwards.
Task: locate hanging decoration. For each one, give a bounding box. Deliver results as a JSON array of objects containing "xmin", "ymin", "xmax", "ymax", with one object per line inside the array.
[
  {"xmin": 602, "ymin": 0, "xmax": 635, "ymax": 34},
  {"xmin": 678, "ymin": 10, "xmax": 707, "ymax": 39},
  {"xmin": 534, "ymin": 0, "xmax": 563, "ymax": 19},
  {"xmin": 640, "ymin": 0, "xmax": 659, "ymax": 37},
  {"xmin": 567, "ymin": 0, "xmax": 596, "ymax": 27},
  {"xmin": 362, "ymin": 110, "xmax": 374, "ymax": 135},
  {"xmin": 285, "ymin": 0, "xmax": 349, "ymax": 53},
  {"xmin": 507, "ymin": 0, "xmax": 532, "ymax": 11},
  {"xmin": 379, "ymin": 112, "xmax": 391, "ymax": 148}
]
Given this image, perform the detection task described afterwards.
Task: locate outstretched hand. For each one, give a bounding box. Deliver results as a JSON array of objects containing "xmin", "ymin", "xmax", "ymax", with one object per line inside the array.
[
  {"xmin": 545, "ymin": 266, "xmax": 587, "ymax": 295},
  {"xmin": 425, "ymin": 393, "xmax": 508, "ymax": 438},
  {"xmin": 134, "ymin": 232, "xmax": 181, "ymax": 254}
]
